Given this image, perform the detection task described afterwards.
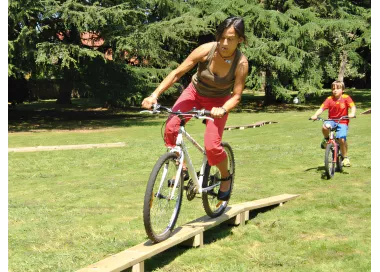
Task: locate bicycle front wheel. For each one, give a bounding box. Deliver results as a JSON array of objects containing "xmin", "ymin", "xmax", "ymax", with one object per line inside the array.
[
  {"xmin": 336, "ymin": 145, "xmax": 343, "ymax": 172},
  {"xmin": 143, "ymin": 152, "xmax": 184, "ymax": 243},
  {"xmin": 202, "ymin": 142, "xmax": 235, "ymax": 218},
  {"xmin": 324, "ymin": 143, "xmax": 336, "ymax": 179}
]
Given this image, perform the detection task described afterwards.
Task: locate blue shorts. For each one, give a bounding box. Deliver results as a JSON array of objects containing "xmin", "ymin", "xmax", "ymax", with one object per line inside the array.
[{"xmin": 323, "ymin": 121, "xmax": 349, "ymax": 139}]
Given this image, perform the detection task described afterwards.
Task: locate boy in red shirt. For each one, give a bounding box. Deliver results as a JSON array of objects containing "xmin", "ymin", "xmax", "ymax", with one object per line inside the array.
[{"xmin": 310, "ymin": 81, "xmax": 356, "ymax": 167}]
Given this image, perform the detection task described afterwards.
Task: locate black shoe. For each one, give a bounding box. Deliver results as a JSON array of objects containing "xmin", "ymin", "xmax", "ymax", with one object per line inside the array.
[
  {"xmin": 182, "ymin": 169, "xmax": 189, "ymax": 181},
  {"xmin": 167, "ymin": 179, "xmax": 175, "ymax": 188},
  {"xmin": 320, "ymin": 138, "xmax": 328, "ymax": 149},
  {"xmin": 217, "ymin": 174, "xmax": 232, "ymax": 201}
]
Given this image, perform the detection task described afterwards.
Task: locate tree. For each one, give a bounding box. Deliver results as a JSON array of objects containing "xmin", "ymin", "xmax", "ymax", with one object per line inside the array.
[
  {"xmin": 241, "ymin": 0, "xmax": 371, "ymax": 103},
  {"xmin": 9, "ymin": 0, "xmax": 154, "ymax": 105},
  {"xmin": 8, "ymin": 0, "xmax": 370, "ymax": 106}
]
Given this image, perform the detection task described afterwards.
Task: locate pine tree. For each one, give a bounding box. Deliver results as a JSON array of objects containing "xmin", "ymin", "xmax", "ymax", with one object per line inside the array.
[{"xmin": 8, "ymin": 0, "xmax": 370, "ymax": 106}]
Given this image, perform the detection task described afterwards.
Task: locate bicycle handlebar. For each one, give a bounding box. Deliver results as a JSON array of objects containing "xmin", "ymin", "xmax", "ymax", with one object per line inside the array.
[
  {"xmin": 140, "ymin": 104, "xmax": 214, "ymax": 121},
  {"xmin": 309, "ymin": 116, "xmax": 356, "ymax": 122}
]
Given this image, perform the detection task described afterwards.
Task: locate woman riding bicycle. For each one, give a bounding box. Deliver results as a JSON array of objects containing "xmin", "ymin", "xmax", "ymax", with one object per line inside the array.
[
  {"xmin": 141, "ymin": 16, "xmax": 249, "ymax": 201},
  {"xmin": 310, "ymin": 81, "xmax": 356, "ymax": 167}
]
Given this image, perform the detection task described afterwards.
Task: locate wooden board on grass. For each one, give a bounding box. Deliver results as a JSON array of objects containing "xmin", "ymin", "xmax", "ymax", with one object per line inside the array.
[
  {"xmin": 8, "ymin": 142, "xmax": 126, "ymax": 152},
  {"xmin": 224, "ymin": 121, "xmax": 278, "ymax": 130}
]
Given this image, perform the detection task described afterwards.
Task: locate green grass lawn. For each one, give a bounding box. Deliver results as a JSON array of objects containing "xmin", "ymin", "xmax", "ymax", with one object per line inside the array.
[{"xmin": 8, "ymin": 91, "xmax": 371, "ymax": 272}]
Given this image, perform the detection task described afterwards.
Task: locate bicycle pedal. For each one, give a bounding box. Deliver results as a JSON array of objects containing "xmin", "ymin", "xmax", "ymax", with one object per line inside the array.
[
  {"xmin": 216, "ymin": 200, "xmax": 223, "ymax": 208},
  {"xmin": 183, "ymin": 170, "xmax": 190, "ymax": 181},
  {"xmin": 167, "ymin": 179, "xmax": 179, "ymax": 188}
]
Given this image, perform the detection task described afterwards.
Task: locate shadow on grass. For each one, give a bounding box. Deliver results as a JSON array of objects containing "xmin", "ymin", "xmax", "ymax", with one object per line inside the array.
[
  {"xmin": 8, "ymin": 89, "xmax": 370, "ymax": 132},
  {"xmin": 248, "ymin": 204, "xmax": 279, "ymax": 220},
  {"xmin": 304, "ymin": 166, "xmax": 350, "ymax": 180},
  {"xmin": 8, "ymin": 99, "xmax": 167, "ymax": 132}
]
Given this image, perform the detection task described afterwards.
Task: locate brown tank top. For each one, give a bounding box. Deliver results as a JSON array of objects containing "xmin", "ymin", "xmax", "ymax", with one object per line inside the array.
[{"xmin": 191, "ymin": 42, "xmax": 241, "ymax": 97}]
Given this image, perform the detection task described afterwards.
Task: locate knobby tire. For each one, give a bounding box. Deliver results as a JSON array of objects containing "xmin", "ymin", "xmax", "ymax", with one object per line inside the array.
[
  {"xmin": 202, "ymin": 142, "xmax": 235, "ymax": 218},
  {"xmin": 143, "ymin": 152, "xmax": 184, "ymax": 243}
]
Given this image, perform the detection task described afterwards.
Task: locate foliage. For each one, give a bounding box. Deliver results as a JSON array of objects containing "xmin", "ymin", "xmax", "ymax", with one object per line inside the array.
[{"xmin": 8, "ymin": 0, "xmax": 370, "ymax": 106}]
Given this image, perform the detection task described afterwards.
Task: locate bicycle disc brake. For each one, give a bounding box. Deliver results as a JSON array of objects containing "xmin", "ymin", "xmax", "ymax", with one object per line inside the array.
[{"xmin": 186, "ymin": 179, "xmax": 197, "ymax": 201}]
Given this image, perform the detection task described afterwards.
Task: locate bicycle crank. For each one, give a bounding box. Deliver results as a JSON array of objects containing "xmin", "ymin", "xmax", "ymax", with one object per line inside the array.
[{"xmin": 186, "ymin": 179, "xmax": 197, "ymax": 201}]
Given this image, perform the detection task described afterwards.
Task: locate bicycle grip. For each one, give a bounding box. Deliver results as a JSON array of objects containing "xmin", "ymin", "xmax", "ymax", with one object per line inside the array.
[{"xmin": 203, "ymin": 110, "xmax": 211, "ymax": 116}]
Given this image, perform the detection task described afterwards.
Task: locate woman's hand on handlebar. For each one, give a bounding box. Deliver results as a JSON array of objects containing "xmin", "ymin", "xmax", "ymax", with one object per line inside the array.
[
  {"xmin": 141, "ymin": 95, "xmax": 157, "ymax": 110},
  {"xmin": 211, "ymin": 107, "xmax": 227, "ymax": 119}
]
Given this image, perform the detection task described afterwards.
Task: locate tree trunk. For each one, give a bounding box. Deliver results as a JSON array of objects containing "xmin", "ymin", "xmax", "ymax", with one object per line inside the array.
[
  {"xmin": 260, "ymin": 71, "xmax": 266, "ymax": 92},
  {"xmin": 263, "ymin": 69, "xmax": 276, "ymax": 104},
  {"xmin": 56, "ymin": 79, "xmax": 72, "ymax": 104},
  {"xmin": 337, "ymin": 51, "xmax": 347, "ymax": 82}
]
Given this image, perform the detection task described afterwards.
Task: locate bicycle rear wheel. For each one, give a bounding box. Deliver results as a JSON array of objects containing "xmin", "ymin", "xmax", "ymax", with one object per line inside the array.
[
  {"xmin": 143, "ymin": 152, "xmax": 184, "ymax": 243},
  {"xmin": 324, "ymin": 143, "xmax": 336, "ymax": 179},
  {"xmin": 202, "ymin": 142, "xmax": 235, "ymax": 218}
]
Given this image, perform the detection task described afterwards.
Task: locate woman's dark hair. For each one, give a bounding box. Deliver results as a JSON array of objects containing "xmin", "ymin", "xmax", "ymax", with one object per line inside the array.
[{"xmin": 215, "ymin": 16, "xmax": 247, "ymax": 44}]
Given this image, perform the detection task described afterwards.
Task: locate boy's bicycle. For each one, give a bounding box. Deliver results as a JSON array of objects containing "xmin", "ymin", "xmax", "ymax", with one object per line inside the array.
[
  {"xmin": 140, "ymin": 104, "xmax": 235, "ymax": 243},
  {"xmin": 309, "ymin": 116, "xmax": 354, "ymax": 179}
]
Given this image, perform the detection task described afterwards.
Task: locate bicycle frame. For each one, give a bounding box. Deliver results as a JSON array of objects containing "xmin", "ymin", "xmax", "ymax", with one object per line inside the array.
[
  {"xmin": 167, "ymin": 123, "xmax": 220, "ymax": 199},
  {"xmin": 309, "ymin": 116, "xmax": 355, "ymax": 174},
  {"xmin": 142, "ymin": 105, "xmax": 220, "ymax": 201},
  {"xmin": 324, "ymin": 122, "xmax": 339, "ymax": 163}
]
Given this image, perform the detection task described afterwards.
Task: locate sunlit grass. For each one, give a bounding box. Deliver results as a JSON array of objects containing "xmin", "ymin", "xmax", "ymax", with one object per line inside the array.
[{"xmin": 8, "ymin": 92, "xmax": 371, "ymax": 271}]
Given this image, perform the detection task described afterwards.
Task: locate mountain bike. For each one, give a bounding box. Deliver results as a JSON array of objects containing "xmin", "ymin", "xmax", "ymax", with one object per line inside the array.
[
  {"xmin": 310, "ymin": 116, "xmax": 354, "ymax": 179},
  {"xmin": 140, "ymin": 104, "xmax": 235, "ymax": 243}
]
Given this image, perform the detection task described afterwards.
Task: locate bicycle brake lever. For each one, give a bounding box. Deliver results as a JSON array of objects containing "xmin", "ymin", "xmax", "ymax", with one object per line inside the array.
[{"xmin": 202, "ymin": 116, "xmax": 214, "ymax": 122}]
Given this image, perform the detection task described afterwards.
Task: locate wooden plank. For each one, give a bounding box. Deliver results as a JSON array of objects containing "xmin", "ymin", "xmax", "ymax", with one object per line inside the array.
[
  {"xmin": 76, "ymin": 194, "xmax": 299, "ymax": 272},
  {"xmin": 183, "ymin": 205, "xmax": 245, "ymax": 230},
  {"xmin": 184, "ymin": 194, "xmax": 299, "ymax": 230},
  {"xmin": 237, "ymin": 194, "xmax": 300, "ymax": 212},
  {"xmin": 224, "ymin": 121, "xmax": 278, "ymax": 131},
  {"xmin": 76, "ymin": 226, "xmax": 203, "ymax": 272},
  {"xmin": 8, "ymin": 142, "xmax": 126, "ymax": 153}
]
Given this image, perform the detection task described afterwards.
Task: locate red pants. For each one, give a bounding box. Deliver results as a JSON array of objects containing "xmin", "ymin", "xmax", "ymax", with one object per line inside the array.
[{"xmin": 164, "ymin": 83, "xmax": 230, "ymax": 166}]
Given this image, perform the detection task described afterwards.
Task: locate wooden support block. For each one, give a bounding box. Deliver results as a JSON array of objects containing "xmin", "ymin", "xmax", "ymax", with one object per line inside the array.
[
  {"xmin": 226, "ymin": 211, "xmax": 248, "ymax": 226},
  {"xmin": 239, "ymin": 213, "xmax": 245, "ymax": 226},
  {"xmin": 226, "ymin": 215, "xmax": 240, "ymax": 226},
  {"xmin": 180, "ymin": 232, "xmax": 203, "ymax": 248},
  {"xmin": 132, "ymin": 262, "xmax": 144, "ymax": 272}
]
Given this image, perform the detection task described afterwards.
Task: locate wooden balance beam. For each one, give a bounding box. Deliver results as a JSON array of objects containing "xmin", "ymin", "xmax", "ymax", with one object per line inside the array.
[
  {"xmin": 224, "ymin": 121, "xmax": 278, "ymax": 130},
  {"xmin": 76, "ymin": 193, "xmax": 299, "ymax": 272},
  {"xmin": 8, "ymin": 142, "xmax": 126, "ymax": 153}
]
